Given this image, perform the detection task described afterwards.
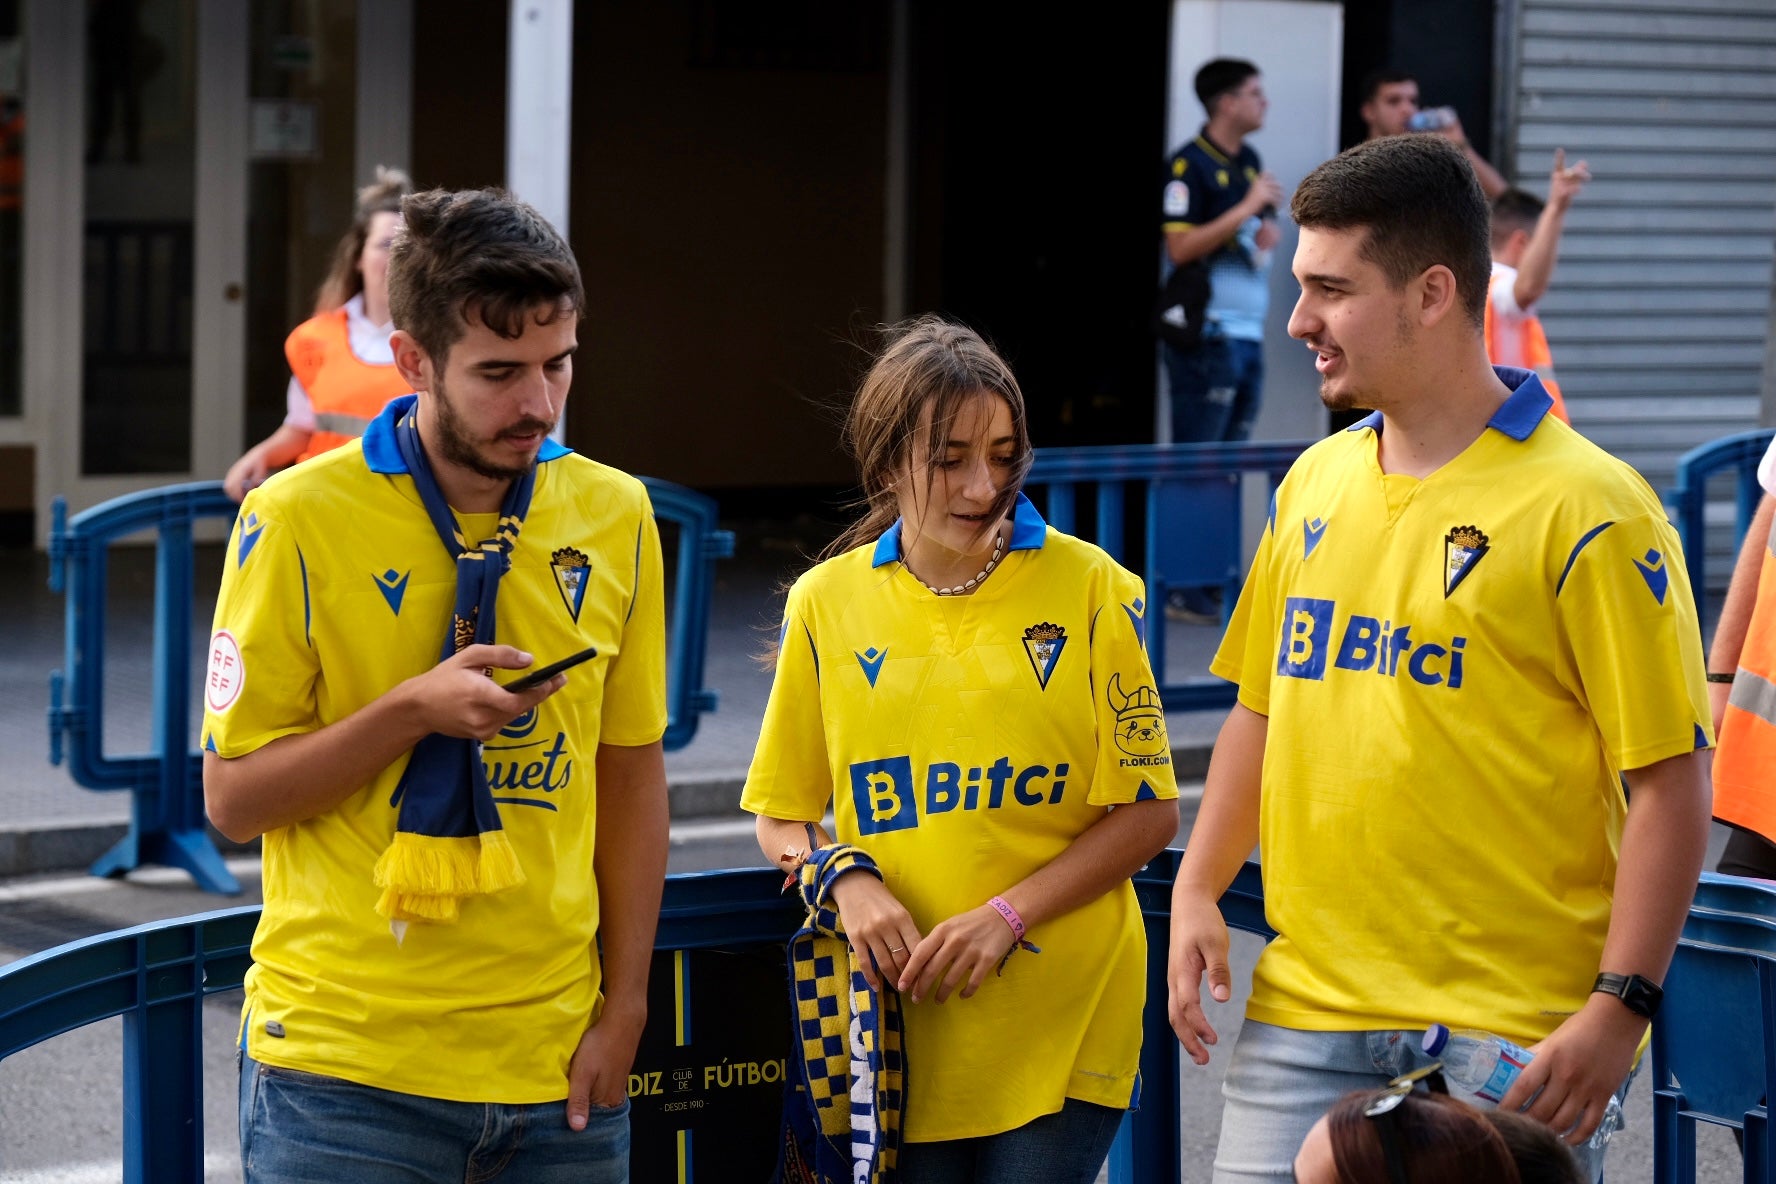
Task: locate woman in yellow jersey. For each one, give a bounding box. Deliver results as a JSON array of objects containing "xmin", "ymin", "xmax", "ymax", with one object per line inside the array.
[
  {"xmin": 742, "ymin": 316, "xmax": 1180, "ymax": 1182},
  {"xmin": 223, "ymin": 167, "xmax": 414, "ymax": 500}
]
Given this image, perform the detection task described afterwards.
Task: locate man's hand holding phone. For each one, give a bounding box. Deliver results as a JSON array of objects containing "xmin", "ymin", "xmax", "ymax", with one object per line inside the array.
[{"xmin": 504, "ymin": 645, "xmax": 599, "ymax": 692}]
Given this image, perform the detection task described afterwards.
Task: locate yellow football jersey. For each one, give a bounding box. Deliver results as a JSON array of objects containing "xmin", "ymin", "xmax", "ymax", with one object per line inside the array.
[
  {"xmin": 743, "ymin": 495, "xmax": 1179, "ymax": 1141},
  {"xmin": 203, "ymin": 414, "xmax": 666, "ymax": 1103},
  {"xmin": 1214, "ymin": 371, "xmax": 1710, "ymax": 1046}
]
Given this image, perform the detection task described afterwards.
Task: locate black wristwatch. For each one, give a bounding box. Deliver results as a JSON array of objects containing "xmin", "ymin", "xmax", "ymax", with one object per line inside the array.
[{"xmin": 1593, "ymin": 972, "xmax": 1663, "ymax": 1019}]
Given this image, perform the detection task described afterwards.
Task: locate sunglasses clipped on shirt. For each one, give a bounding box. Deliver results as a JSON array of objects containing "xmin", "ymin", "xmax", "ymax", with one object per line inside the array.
[{"xmin": 1292, "ymin": 1062, "xmax": 1449, "ymax": 1184}]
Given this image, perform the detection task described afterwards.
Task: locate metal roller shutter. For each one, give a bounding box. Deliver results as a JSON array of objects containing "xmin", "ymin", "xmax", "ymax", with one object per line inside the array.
[{"xmin": 1503, "ymin": 0, "xmax": 1776, "ymax": 589}]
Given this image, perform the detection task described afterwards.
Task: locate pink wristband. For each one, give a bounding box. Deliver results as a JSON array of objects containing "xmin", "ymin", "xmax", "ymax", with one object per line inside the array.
[{"xmin": 987, "ymin": 895, "xmax": 1026, "ymax": 941}]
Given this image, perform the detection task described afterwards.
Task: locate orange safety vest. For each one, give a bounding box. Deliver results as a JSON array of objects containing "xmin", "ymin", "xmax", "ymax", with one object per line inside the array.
[
  {"xmin": 1713, "ymin": 511, "xmax": 1776, "ymax": 843},
  {"xmin": 1485, "ymin": 274, "xmax": 1571, "ymax": 426},
  {"xmin": 285, "ymin": 308, "xmax": 411, "ymax": 462}
]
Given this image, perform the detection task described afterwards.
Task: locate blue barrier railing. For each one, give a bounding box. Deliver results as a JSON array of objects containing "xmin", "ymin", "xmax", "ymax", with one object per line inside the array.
[
  {"xmin": 1665, "ymin": 427, "xmax": 1774, "ymax": 607},
  {"xmin": 0, "ymin": 852, "xmax": 1272, "ymax": 1184},
  {"xmin": 1027, "ymin": 441, "xmax": 1312, "ymax": 711},
  {"xmin": 45, "ymin": 478, "xmax": 733, "ymax": 894}
]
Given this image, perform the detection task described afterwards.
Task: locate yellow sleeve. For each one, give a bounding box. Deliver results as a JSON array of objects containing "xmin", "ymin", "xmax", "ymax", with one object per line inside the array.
[
  {"xmin": 600, "ymin": 494, "xmax": 668, "ymax": 746},
  {"xmin": 202, "ymin": 492, "xmax": 321, "ymax": 757},
  {"xmin": 1555, "ymin": 510, "xmax": 1712, "ymax": 770},
  {"xmin": 1211, "ymin": 512, "xmax": 1278, "ymax": 717},
  {"xmin": 740, "ymin": 580, "xmax": 834, "ymax": 822},
  {"xmin": 1087, "ymin": 567, "xmax": 1180, "ymax": 806}
]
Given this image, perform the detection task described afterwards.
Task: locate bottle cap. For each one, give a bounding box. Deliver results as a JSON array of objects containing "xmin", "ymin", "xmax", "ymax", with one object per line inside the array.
[{"xmin": 1422, "ymin": 1023, "xmax": 1450, "ymax": 1055}]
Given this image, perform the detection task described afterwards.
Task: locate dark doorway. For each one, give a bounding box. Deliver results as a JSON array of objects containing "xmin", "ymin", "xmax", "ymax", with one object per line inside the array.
[{"xmin": 907, "ymin": 3, "xmax": 1171, "ymax": 449}]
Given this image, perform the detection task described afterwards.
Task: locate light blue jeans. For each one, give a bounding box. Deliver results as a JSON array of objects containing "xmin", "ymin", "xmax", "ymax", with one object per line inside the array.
[
  {"xmin": 1212, "ymin": 1021, "xmax": 1627, "ymax": 1184},
  {"xmin": 238, "ymin": 1052, "xmax": 630, "ymax": 1183}
]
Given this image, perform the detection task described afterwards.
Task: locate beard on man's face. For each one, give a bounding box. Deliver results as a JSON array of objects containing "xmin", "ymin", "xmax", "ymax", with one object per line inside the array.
[{"xmin": 431, "ymin": 372, "xmax": 555, "ymax": 482}]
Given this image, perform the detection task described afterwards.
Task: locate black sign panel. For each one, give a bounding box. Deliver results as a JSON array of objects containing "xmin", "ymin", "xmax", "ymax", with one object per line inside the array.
[{"xmin": 629, "ymin": 944, "xmax": 794, "ymax": 1181}]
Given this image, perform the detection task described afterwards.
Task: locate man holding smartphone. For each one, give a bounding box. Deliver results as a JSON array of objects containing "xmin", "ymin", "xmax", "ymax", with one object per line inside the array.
[{"xmin": 202, "ymin": 188, "xmax": 668, "ymax": 1182}]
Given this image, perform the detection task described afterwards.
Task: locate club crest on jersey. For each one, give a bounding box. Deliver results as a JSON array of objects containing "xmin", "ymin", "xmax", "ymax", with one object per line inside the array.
[
  {"xmin": 1108, "ymin": 673, "xmax": 1169, "ymax": 763},
  {"xmin": 236, "ymin": 512, "xmax": 265, "ymax": 567},
  {"xmin": 1444, "ymin": 524, "xmax": 1490, "ymax": 598},
  {"xmin": 1304, "ymin": 516, "xmax": 1329, "ymax": 560},
  {"xmin": 372, "ymin": 568, "xmax": 410, "ymax": 616},
  {"xmin": 551, "ymin": 546, "xmax": 591, "ymax": 623},
  {"xmin": 855, "ymin": 646, "xmax": 888, "ymax": 688},
  {"xmin": 1023, "ymin": 623, "xmax": 1066, "ymax": 689}
]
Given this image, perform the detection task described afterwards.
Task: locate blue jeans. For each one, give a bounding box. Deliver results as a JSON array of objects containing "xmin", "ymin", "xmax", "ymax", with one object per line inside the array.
[
  {"xmin": 1165, "ymin": 336, "xmax": 1263, "ymax": 444},
  {"xmin": 897, "ymin": 1097, "xmax": 1124, "ymax": 1184},
  {"xmin": 238, "ymin": 1052, "xmax": 630, "ymax": 1183},
  {"xmin": 1212, "ymin": 1021, "xmax": 1627, "ymax": 1184}
]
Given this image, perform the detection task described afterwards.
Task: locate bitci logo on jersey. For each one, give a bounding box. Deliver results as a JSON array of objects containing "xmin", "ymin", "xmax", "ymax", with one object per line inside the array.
[
  {"xmin": 847, "ymin": 755, "xmax": 1073, "ymax": 835},
  {"xmin": 1276, "ymin": 596, "xmax": 1468, "ymax": 689}
]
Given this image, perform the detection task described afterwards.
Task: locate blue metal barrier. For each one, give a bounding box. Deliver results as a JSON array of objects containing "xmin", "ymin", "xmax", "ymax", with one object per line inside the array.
[
  {"xmin": 1665, "ymin": 427, "xmax": 1774, "ymax": 607},
  {"xmin": 46, "ymin": 478, "xmax": 733, "ymax": 893},
  {"xmin": 0, "ymin": 853, "xmax": 1270, "ymax": 1184},
  {"xmin": 1027, "ymin": 442, "xmax": 1312, "ymax": 710}
]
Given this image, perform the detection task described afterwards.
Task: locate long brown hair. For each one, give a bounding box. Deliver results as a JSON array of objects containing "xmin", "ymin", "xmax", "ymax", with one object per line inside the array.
[
  {"xmin": 822, "ymin": 315, "xmax": 1033, "ymax": 563},
  {"xmin": 1327, "ymin": 1090, "xmax": 1521, "ymax": 1184},
  {"xmin": 313, "ymin": 166, "xmax": 413, "ymax": 314}
]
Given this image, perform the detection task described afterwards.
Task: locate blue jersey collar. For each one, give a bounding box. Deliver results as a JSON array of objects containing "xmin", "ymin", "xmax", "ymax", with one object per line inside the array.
[
  {"xmin": 1341, "ymin": 366, "xmax": 1553, "ymax": 443},
  {"xmin": 1485, "ymin": 366, "xmax": 1554, "ymax": 440},
  {"xmin": 871, "ymin": 491, "xmax": 1049, "ymax": 569},
  {"xmin": 362, "ymin": 393, "xmax": 573, "ymax": 474}
]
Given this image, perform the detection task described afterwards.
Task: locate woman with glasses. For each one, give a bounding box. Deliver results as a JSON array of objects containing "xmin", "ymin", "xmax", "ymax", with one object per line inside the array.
[
  {"xmin": 743, "ymin": 316, "xmax": 1180, "ymax": 1182},
  {"xmin": 1291, "ymin": 1066, "xmax": 1523, "ymax": 1184}
]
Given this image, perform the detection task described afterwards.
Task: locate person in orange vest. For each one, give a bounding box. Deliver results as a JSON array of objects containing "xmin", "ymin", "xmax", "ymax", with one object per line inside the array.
[
  {"xmin": 223, "ymin": 167, "xmax": 414, "ymax": 500},
  {"xmin": 1486, "ymin": 150, "xmax": 1590, "ymax": 426},
  {"xmin": 1709, "ymin": 436, "xmax": 1776, "ymax": 878}
]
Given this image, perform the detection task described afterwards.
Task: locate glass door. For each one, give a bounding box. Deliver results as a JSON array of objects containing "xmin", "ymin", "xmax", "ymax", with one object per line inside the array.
[{"xmin": 41, "ymin": 0, "xmax": 245, "ymax": 513}]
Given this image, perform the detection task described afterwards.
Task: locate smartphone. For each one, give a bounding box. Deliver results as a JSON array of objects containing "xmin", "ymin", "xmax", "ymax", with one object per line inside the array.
[{"xmin": 504, "ymin": 645, "xmax": 599, "ymax": 692}]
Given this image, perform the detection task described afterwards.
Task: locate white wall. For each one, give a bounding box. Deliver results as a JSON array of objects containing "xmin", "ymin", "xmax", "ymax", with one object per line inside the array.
[{"xmin": 1164, "ymin": 0, "xmax": 1343, "ymax": 444}]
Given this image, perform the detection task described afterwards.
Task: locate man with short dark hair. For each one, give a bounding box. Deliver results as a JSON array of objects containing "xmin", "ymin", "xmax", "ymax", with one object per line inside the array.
[
  {"xmin": 203, "ymin": 188, "xmax": 669, "ymax": 1182},
  {"xmin": 1358, "ymin": 68, "xmax": 1508, "ymax": 199},
  {"xmin": 1161, "ymin": 57, "xmax": 1281, "ymax": 623},
  {"xmin": 1166, "ymin": 135, "xmax": 1711, "ymax": 1183}
]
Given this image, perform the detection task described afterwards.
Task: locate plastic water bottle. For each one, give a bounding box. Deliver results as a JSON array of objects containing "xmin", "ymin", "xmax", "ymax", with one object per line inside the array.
[{"xmin": 1422, "ymin": 1023, "xmax": 1623, "ymax": 1151}]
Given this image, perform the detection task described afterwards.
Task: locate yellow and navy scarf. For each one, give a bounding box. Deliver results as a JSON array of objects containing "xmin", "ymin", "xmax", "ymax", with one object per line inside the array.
[
  {"xmin": 778, "ymin": 844, "xmax": 904, "ymax": 1184},
  {"xmin": 370, "ymin": 400, "xmax": 533, "ymax": 924}
]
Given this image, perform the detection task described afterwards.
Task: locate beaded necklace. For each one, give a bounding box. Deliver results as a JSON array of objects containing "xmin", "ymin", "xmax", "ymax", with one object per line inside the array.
[{"xmin": 909, "ymin": 529, "xmax": 1004, "ymax": 596}]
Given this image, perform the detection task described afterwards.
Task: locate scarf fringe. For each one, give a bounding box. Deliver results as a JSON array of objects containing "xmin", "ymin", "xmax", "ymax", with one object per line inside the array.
[{"xmin": 372, "ymin": 830, "xmax": 525, "ymax": 923}]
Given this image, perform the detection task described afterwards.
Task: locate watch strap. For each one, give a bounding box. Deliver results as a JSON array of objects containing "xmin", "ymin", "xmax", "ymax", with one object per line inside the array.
[{"xmin": 1593, "ymin": 971, "xmax": 1662, "ymax": 1019}]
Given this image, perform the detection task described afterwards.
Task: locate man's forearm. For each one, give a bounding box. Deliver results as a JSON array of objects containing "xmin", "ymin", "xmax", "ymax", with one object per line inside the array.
[
  {"xmin": 1167, "ymin": 201, "xmax": 1256, "ymax": 267},
  {"xmin": 592, "ymin": 740, "xmax": 670, "ymax": 1021},
  {"xmin": 1606, "ymin": 751, "xmax": 1711, "ymax": 982},
  {"xmin": 1513, "ymin": 205, "xmax": 1571, "ymax": 309},
  {"xmin": 202, "ymin": 687, "xmax": 430, "ymax": 841},
  {"xmin": 1711, "ymin": 495, "xmax": 1775, "ymax": 672},
  {"xmin": 1174, "ymin": 702, "xmax": 1266, "ymax": 900},
  {"xmin": 1465, "ymin": 145, "xmax": 1508, "ymax": 200}
]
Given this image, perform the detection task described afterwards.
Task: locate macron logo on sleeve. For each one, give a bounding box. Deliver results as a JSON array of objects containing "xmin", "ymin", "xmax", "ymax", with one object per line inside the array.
[{"xmin": 1632, "ymin": 549, "xmax": 1669, "ymax": 605}]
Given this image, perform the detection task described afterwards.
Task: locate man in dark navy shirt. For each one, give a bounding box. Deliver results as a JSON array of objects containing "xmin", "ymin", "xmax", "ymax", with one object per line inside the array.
[{"xmin": 1160, "ymin": 57, "xmax": 1281, "ymax": 622}]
